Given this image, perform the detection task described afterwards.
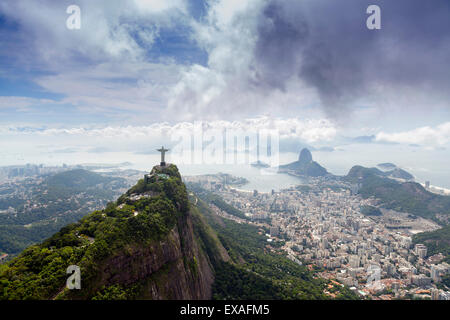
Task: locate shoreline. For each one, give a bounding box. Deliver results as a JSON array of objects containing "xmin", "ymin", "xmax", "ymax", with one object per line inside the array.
[{"xmin": 419, "ymin": 183, "xmax": 450, "ymax": 195}]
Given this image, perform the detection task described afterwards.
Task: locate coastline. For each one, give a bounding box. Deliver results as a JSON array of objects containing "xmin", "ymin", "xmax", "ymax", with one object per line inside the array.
[{"xmin": 419, "ymin": 182, "xmax": 450, "ymax": 196}]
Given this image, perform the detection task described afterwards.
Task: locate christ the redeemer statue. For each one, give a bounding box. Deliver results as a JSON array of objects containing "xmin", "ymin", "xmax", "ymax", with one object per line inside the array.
[{"xmin": 157, "ymin": 146, "xmax": 169, "ymax": 166}]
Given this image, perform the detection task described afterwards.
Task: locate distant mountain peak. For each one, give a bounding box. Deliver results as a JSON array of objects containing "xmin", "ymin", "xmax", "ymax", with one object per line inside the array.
[
  {"xmin": 298, "ymin": 148, "xmax": 313, "ymax": 164},
  {"xmin": 279, "ymin": 148, "xmax": 327, "ymax": 177},
  {"xmin": 349, "ymin": 164, "xmax": 415, "ymax": 182}
]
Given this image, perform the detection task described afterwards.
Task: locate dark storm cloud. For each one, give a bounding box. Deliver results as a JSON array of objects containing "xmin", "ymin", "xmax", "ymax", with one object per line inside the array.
[
  {"xmin": 252, "ymin": 0, "xmax": 450, "ymax": 118},
  {"xmin": 253, "ymin": 1, "xmax": 308, "ymax": 91}
]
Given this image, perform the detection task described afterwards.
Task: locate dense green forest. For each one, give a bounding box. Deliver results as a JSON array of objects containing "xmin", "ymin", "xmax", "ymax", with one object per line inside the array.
[
  {"xmin": 360, "ymin": 205, "xmax": 382, "ymax": 216},
  {"xmin": 0, "ymin": 197, "xmax": 26, "ymax": 210},
  {"xmin": 346, "ymin": 166, "xmax": 450, "ymax": 221},
  {"xmin": 413, "ymin": 225, "xmax": 450, "ymax": 263},
  {"xmin": 186, "ymin": 182, "xmax": 249, "ymax": 220},
  {"xmin": 0, "ymin": 170, "xmax": 127, "ymax": 255},
  {"xmin": 0, "ymin": 165, "xmax": 188, "ymax": 299}
]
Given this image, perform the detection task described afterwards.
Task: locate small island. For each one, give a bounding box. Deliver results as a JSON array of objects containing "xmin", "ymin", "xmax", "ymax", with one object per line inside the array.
[{"xmin": 250, "ymin": 160, "xmax": 270, "ymax": 168}]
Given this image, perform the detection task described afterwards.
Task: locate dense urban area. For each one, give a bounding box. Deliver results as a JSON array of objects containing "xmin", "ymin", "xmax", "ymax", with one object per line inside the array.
[{"xmin": 185, "ymin": 173, "xmax": 450, "ymax": 300}]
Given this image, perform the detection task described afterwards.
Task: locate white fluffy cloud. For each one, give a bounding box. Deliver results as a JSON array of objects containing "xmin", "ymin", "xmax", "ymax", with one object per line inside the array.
[
  {"xmin": 0, "ymin": 0, "xmax": 448, "ymax": 131},
  {"xmin": 375, "ymin": 122, "xmax": 450, "ymax": 146},
  {"xmin": 35, "ymin": 61, "xmax": 183, "ymax": 118},
  {"xmin": 0, "ymin": 116, "xmax": 337, "ymax": 145},
  {"xmin": 166, "ymin": 0, "xmax": 322, "ymax": 120},
  {"xmin": 134, "ymin": 0, "xmax": 187, "ymax": 13},
  {"xmin": 0, "ymin": 116, "xmax": 337, "ymax": 167},
  {"xmin": 0, "ymin": 0, "xmax": 188, "ymax": 63},
  {"xmin": 0, "ymin": 0, "xmax": 191, "ymax": 120}
]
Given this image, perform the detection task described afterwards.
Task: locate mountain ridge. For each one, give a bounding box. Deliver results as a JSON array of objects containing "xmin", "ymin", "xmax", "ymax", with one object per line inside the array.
[
  {"xmin": 0, "ymin": 169, "xmax": 129, "ymax": 256},
  {"xmin": 0, "ymin": 164, "xmax": 228, "ymax": 300},
  {"xmin": 345, "ymin": 165, "xmax": 450, "ymax": 222}
]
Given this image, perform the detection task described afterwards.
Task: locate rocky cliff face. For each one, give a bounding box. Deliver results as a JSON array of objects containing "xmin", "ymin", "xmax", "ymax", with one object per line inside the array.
[
  {"xmin": 95, "ymin": 214, "xmax": 217, "ymax": 299},
  {"xmin": 0, "ymin": 164, "xmax": 228, "ymax": 300}
]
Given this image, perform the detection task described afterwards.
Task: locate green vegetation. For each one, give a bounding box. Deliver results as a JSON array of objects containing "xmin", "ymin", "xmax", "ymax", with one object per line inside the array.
[
  {"xmin": 0, "ymin": 165, "xmax": 188, "ymax": 300},
  {"xmin": 35, "ymin": 169, "xmax": 125, "ymax": 203},
  {"xmin": 190, "ymin": 200, "xmax": 228, "ymax": 268},
  {"xmin": 413, "ymin": 225, "xmax": 450, "ymax": 263},
  {"xmin": 186, "ymin": 182, "xmax": 249, "ymax": 220},
  {"xmin": 295, "ymin": 185, "xmax": 312, "ymax": 193},
  {"xmin": 279, "ymin": 148, "xmax": 328, "ymax": 177},
  {"xmin": 441, "ymin": 274, "xmax": 450, "ymax": 288},
  {"xmin": 203, "ymin": 173, "xmax": 249, "ymax": 186},
  {"xmin": 92, "ymin": 284, "xmax": 139, "ymax": 300},
  {"xmin": 0, "ymin": 197, "xmax": 25, "ymax": 210},
  {"xmin": 280, "ymin": 161, "xmax": 327, "ymax": 177},
  {"xmin": 213, "ymin": 262, "xmax": 289, "ymax": 299},
  {"xmin": 46, "ymin": 169, "xmax": 115, "ymax": 190},
  {"xmin": 0, "ymin": 170, "xmax": 127, "ymax": 255},
  {"xmin": 360, "ymin": 205, "xmax": 382, "ymax": 216},
  {"xmin": 193, "ymin": 196, "xmax": 358, "ymax": 300},
  {"xmin": 346, "ymin": 166, "xmax": 450, "ymax": 221}
]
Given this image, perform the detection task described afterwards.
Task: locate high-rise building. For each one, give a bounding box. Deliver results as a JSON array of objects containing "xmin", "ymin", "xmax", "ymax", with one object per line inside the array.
[
  {"xmin": 411, "ymin": 274, "xmax": 431, "ymax": 287},
  {"xmin": 270, "ymin": 226, "xmax": 279, "ymax": 237},
  {"xmin": 432, "ymin": 289, "xmax": 440, "ymax": 300},
  {"xmin": 414, "ymin": 244, "xmax": 427, "ymax": 258},
  {"xmin": 431, "ymin": 263, "xmax": 450, "ymax": 282},
  {"xmin": 349, "ymin": 255, "xmax": 360, "ymax": 268},
  {"xmin": 418, "ymin": 248, "xmax": 428, "ymax": 259}
]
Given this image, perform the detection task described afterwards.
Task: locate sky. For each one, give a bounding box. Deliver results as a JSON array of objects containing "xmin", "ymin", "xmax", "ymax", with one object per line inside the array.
[{"xmin": 0, "ymin": 0, "xmax": 449, "ymax": 183}]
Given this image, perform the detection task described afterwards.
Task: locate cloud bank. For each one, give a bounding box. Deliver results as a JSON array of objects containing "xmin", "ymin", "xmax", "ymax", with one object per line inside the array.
[
  {"xmin": 0, "ymin": 0, "xmax": 448, "ymax": 162},
  {"xmin": 0, "ymin": 116, "xmax": 336, "ymax": 143},
  {"xmin": 169, "ymin": 0, "xmax": 450, "ymax": 121},
  {"xmin": 376, "ymin": 122, "xmax": 450, "ymax": 147},
  {"xmin": 1, "ymin": 0, "xmax": 449, "ymax": 124}
]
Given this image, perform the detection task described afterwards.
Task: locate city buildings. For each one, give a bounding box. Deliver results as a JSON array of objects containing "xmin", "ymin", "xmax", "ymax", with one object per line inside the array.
[{"xmin": 186, "ymin": 173, "xmax": 450, "ymax": 300}]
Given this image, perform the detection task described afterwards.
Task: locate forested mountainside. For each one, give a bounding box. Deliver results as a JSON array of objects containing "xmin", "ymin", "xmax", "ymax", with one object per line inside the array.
[
  {"xmin": 346, "ymin": 165, "xmax": 450, "ymax": 222},
  {"xmin": 0, "ymin": 165, "xmax": 228, "ymax": 299},
  {"xmin": 0, "ymin": 169, "xmax": 128, "ymax": 256},
  {"xmin": 0, "ymin": 165, "xmax": 356, "ymax": 300}
]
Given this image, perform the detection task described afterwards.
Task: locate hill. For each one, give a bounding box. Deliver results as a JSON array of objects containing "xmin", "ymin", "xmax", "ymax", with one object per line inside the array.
[
  {"xmin": 388, "ymin": 168, "xmax": 414, "ymax": 180},
  {"xmin": 413, "ymin": 225, "xmax": 450, "ymax": 263},
  {"xmin": 45, "ymin": 169, "xmax": 116, "ymax": 190},
  {"xmin": 0, "ymin": 164, "xmax": 229, "ymax": 299},
  {"xmin": 279, "ymin": 148, "xmax": 328, "ymax": 177},
  {"xmin": 360, "ymin": 205, "xmax": 382, "ymax": 216},
  {"xmin": 376, "ymin": 163, "xmax": 414, "ymax": 180},
  {"xmin": 346, "ymin": 166, "xmax": 450, "ymax": 221},
  {"xmin": 0, "ymin": 170, "xmax": 128, "ymax": 256}
]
